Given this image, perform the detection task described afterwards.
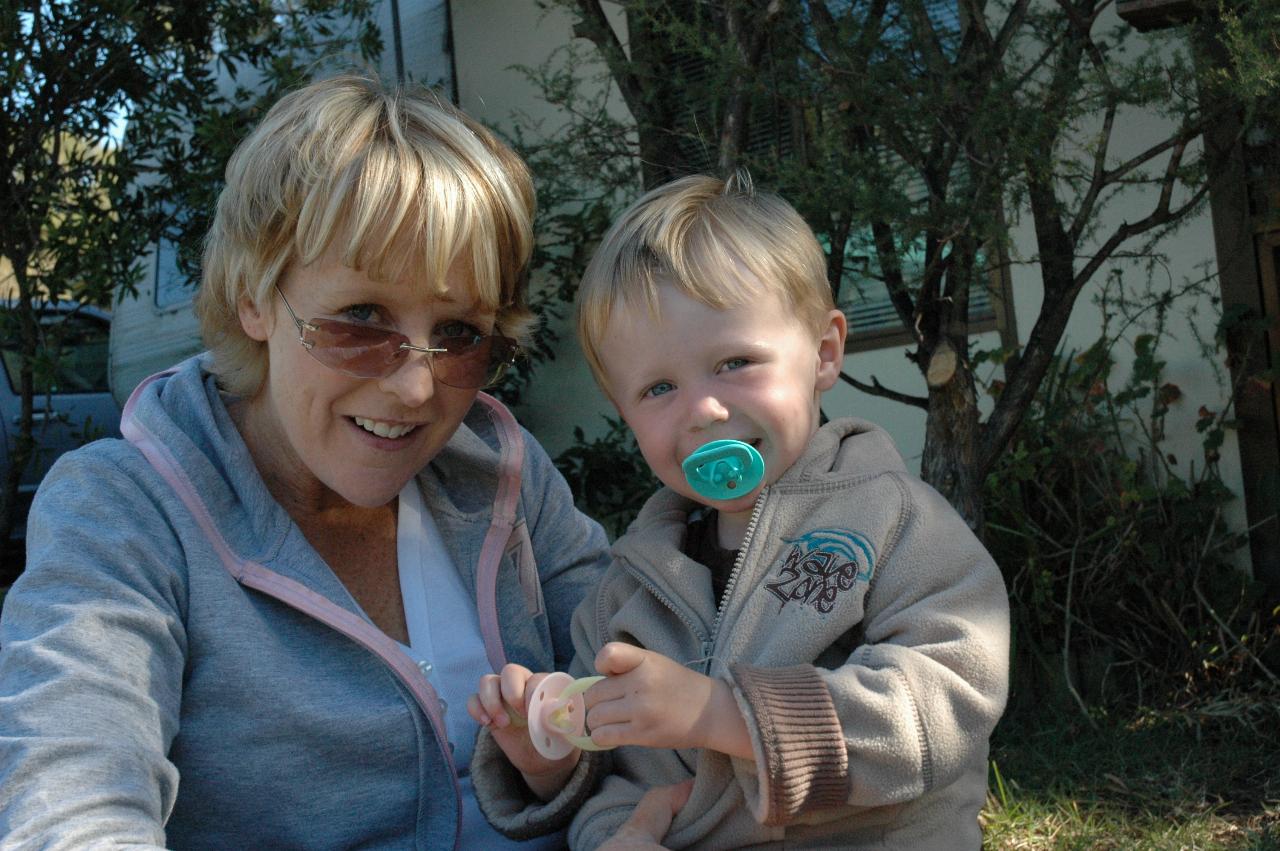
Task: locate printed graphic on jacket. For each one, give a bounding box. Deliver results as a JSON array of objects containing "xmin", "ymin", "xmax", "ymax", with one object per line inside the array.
[{"xmin": 764, "ymin": 528, "xmax": 876, "ymax": 614}]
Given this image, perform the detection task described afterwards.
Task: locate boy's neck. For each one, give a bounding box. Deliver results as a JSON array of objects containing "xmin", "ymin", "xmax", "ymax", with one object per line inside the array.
[{"xmin": 715, "ymin": 508, "xmax": 752, "ymax": 551}]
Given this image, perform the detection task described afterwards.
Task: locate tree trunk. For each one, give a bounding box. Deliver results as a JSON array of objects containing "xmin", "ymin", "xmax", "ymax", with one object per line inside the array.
[
  {"xmin": 0, "ymin": 279, "xmax": 37, "ymax": 550},
  {"xmin": 920, "ymin": 360, "xmax": 985, "ymax": 530},
  {"xmin": 625, "ymin": 8, "xmax": 693, "ymax": 189}
]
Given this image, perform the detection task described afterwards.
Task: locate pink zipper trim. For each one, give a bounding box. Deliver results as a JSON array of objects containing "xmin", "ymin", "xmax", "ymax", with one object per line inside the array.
[
  {"xmin": 472, "ymin": 392, "xmax": 523, "ymax": 673},
  {"xmin": 122, "ymin": 365, "xmax": 517, "ymax": 849}
]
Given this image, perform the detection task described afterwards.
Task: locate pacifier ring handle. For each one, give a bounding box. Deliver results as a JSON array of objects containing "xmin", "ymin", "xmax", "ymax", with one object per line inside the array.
[
  {"xmin": 682, "ymin": 439, "xmax": 765, "ymax": 501},
  {"xmin": 526, "ymin": 673, "xmax": 612, "ymax": 759}
]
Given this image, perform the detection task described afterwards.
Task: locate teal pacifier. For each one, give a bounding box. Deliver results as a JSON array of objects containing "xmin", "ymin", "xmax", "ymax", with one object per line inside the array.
[{"xmin": 681, "ymin": 439, "xmax": 765, "ymax": 501}]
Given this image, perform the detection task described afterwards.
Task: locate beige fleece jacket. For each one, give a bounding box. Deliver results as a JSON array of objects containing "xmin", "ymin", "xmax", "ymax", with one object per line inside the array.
[{"xmin": 473, "ymin": 418, "xmax": 1009, "ymax": 849}]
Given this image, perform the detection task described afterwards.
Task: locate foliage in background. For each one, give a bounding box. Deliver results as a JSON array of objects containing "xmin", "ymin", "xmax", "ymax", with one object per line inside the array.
[
  {"xmin": 522, "ymin": 0, "xmax": 1280, "ymax": 530},
  {"xmin": 554, "ymin": 416, "xmax": 658, "ymax": 538},
  {"xmin": 0, "ymin": 0, "xmax": 379, "ymax": 545},
  {"xmin": 982, "ymin": 291, "xmax": 1280, "ymax": 715}
]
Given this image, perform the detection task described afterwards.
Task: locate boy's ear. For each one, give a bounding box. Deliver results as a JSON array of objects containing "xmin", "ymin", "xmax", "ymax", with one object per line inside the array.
[
  {"xmin": 237, "ymin": 293, "xmax": 273, "ymax": 342},
  {"xmin": 815, "ymin": 308, "xmax": 847, "ymax": 392}
]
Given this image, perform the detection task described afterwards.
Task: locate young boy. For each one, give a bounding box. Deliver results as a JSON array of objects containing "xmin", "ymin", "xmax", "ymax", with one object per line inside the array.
[{"xmin": 469, "ymin": 174, "xmax": 1010, "ymax": 849}]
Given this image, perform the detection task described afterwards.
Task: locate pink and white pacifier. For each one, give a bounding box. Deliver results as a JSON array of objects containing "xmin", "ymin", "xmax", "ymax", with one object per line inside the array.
[{"xmin": 525, "ymin": 672, "xmax": 612, "ymax": 759}]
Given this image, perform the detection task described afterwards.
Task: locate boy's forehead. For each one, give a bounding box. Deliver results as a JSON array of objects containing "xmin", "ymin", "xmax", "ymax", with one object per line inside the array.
[
  {"xmin": 597, "ymin": 283, "xmax": 803, "ymax": 357},
  {"xmin": 596, "ymin": 298, "xmax": 651, "ymax": 360}
]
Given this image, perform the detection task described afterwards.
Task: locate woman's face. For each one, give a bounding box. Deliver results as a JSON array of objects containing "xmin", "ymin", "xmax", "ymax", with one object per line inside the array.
[{"xmin": 236, "ymin": 246, "xmax": 494, "ymax": 511}]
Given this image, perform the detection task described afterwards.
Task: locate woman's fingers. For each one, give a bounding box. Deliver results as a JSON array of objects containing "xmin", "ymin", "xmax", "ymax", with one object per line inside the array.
[
  {"xmin": 465, "ymin": 691, "xmax": 491, "ymax": 726},
  {"xmin": 472, "ymin": 673, "xmax": 505, "ymax": 726},
  {"xmin": 605, "ymin": 780, "xmax": 694, "ymax": 849},
  {"xmin": 473, "ymin": 664, "xmax": 540, "ymax": 728}
]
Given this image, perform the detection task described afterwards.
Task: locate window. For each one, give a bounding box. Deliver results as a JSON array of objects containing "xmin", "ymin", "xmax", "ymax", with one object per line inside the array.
[
  {"xmin": 154, "ymin": 234, "xmax": 196, "ymax": 310},
  {"xmin": 1, "ymin": 309, "xmax": 111, "ymax": 395},
  {"xmin": 836, "ymin": 236, "xmax": 1014, "ymax": 354}
]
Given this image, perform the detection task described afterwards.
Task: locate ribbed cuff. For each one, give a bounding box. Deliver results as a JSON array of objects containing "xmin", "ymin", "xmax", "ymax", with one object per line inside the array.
[
  {"xmin": 471, "ymin": 726, "xmax": 608, "ymax": 840},
  {"xmin": 730, "ymin": 663, "xmax": 849, "ymax": 825}
]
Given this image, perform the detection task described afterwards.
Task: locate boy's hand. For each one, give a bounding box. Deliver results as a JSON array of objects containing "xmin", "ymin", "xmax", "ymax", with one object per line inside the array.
[
  {"xmin": 585, "ymin": 643, "xmax": 753, "ymax": 759},
  {"xmin": 468, "ymin": 664, "xmax": 581, "ymax": 799}
]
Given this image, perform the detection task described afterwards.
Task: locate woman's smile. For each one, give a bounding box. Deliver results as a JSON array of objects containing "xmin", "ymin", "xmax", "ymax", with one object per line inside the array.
[{"xmin": 351, "ymin": 415, "xmax": 422, "ymax": 440}]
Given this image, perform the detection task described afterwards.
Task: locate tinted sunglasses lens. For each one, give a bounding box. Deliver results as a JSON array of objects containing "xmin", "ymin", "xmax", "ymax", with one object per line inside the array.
[
  {"xmin": 304, "ymin": 320, "xmax": 405, "ymax": 377},
  {"xmin": 434, "ymin": 336, "xmax": 517, "ymax": 388}
]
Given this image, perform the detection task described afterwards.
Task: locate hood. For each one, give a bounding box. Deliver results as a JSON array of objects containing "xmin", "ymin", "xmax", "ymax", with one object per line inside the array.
[
  {"xmin": 779, "ymin": 417, "xmax": 908, "ymax": 485},
  {"xmin": 121, "ymin": 354, "xmax": 289, "ymax": 565}
]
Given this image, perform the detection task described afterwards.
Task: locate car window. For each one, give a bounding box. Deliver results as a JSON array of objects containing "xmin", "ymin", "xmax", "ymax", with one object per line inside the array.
[{"xmin": 1, "ymin": 311, "xmax": 111, "ymax": 395}]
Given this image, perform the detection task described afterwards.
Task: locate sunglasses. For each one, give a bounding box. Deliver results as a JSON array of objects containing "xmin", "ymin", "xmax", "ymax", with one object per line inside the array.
[{"xmin": 275, "ymin": 286, "xmax": 518, "ymax": 389}]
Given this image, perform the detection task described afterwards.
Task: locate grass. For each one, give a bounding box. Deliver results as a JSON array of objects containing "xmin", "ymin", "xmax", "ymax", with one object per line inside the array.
[{"xmin": 982, "ymin": 695, "xmax": 1280, "ymax": 849}]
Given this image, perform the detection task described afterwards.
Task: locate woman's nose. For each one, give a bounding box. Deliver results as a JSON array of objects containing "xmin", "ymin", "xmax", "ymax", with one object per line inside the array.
[{"xmin": 378, "ymin": 353, "xmax": 437, "ymax": 407}]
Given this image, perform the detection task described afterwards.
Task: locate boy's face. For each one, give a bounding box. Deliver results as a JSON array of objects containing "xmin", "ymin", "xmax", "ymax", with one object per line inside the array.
[{"xmin": 598, "ymin": 279, "xmax": 846, "ymax": 519}]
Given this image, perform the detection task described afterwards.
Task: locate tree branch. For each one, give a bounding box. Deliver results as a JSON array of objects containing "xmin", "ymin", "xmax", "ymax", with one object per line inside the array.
[
  {"xmin": 1069, "ymin": 97, "xmax": 1117, "ymax": 242},
  {"xmin": 839, "ymin": 371, "xmax": 930, "ymax": 408},
  {"xmin": 571, "ymin": 0, "xmax": 645, "ymax": 122},
  {"xmin": 1073, "ymin": 165, "xmax": 1212, "ymax": 290},
  {"xmin": 901, "ymin": 0, "xmax": 949, "ymax": 73},
  {"xmin": 871, "ymin": 218, "xmax": 920, "ymax": 342},
  {"xmin": 978, "ymin": 148, "xmax": 1080, "ymax": 471},
  {"xmin": 1056, "ymin": 0, "xmax": 1123, "ymax": 243},
  {"xmin": 1097, "ymin": 119, "xmax": 1207, "ymax": 189},
  {"xmin": 993, "ymin": 0, "xmax": 1033, "ymax": 60},
  {"xmin": 719, "ymin": 0, "xmax": 782, "ymax": 175},
  {"xmin": 983, "ymin": 107, "xmax": 1214, "ymax": 474}
]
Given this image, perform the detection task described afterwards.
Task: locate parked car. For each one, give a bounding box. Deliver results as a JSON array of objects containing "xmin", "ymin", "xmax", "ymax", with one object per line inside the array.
[{"xmin": 1, "ymin": 301, "xmax": 121, "ymax": 579}]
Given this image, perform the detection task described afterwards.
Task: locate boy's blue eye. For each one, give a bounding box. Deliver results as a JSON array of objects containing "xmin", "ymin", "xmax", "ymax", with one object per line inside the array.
[
  {"xmin": 643, "ymin": 381, "xmax": 675, "ymax": 399},
  {"xmin": 722, "ymin": 357, "xmax": 749, "ymax": 371}
]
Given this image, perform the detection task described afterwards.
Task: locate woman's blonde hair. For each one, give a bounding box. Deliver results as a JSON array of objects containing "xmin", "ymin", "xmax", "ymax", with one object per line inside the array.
[
  {"xmin": 196, "ymin": 74, "xmax": 536, "ymax": 396},
  {"xmin": 576, "ymin": 173, "xmax": 833, "ymax": 391}
]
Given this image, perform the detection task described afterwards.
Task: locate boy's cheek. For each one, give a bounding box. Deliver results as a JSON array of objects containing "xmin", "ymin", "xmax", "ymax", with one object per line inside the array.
[{"xmin": 650, "ymin": 468, "xmax": 692, "ymax": 497}]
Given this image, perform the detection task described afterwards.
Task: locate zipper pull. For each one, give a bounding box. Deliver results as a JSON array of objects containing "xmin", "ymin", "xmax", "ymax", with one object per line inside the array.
[{"xmin": 701, "ymin": 640, "xmax": 714, "ymax": 675}]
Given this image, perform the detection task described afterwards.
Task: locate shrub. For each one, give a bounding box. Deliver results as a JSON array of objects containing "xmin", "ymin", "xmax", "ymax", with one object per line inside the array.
[
  {"xmin": 982, "ymin": 334, "xmax": 1280, "ymax": 713},
  {"xmin": 555, "ymin": 417, "xmax": 659, "ymax": 539}
]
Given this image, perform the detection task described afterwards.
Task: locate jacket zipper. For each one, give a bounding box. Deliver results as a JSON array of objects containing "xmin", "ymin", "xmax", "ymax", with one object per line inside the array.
[
  {"xmin": 702, "ymin": 487, "xmax": 769, "ymax": 674},
  {"xmin": 620, "ymin": 561, "xmax": 710, "ymax": 649}
]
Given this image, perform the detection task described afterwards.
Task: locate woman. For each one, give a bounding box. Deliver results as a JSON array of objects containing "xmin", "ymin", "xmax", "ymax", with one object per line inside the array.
[{"xmin": 0, "ymin": 75, "xmax": 611, "ymax": 849}]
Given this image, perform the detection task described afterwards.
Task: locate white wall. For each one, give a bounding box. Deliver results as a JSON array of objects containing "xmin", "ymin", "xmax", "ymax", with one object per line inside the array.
[{"xmin": 452, "ymin": 0, "xmax": 628, "ymax": 456}]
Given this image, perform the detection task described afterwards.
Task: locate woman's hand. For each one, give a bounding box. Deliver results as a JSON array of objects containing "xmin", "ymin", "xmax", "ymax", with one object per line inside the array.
[
  {"xmin": 596, "ymin": 780, "xmax": 694, "ymax": 851},
  {"xmin": 584, "ymin": 642, "xmax": 753, "ymax": 759},
  {"xmin": 468, "ymin": 663, "xmax": 580, "ymax": 799}
]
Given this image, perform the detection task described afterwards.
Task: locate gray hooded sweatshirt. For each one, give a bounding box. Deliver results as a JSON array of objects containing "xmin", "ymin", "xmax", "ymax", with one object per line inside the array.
[{"xmin": 0, "ymin": 354, "xmax": 610, "ymax": 849}]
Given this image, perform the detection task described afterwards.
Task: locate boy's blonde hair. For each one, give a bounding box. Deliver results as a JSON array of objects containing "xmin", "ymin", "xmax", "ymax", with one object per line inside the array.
[
  {"xmin": 577, "ymin": 173, "xmax": 833, "ymax": 391},
  {"xmin": 196, "ymin": 74, "xmax": 536, "ymax": 397}
]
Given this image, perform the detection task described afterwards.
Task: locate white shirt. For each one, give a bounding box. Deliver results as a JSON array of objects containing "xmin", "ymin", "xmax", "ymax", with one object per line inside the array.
[{"xmin": 397, "ymin": 480, "xmax": 563, "ymax": 849}]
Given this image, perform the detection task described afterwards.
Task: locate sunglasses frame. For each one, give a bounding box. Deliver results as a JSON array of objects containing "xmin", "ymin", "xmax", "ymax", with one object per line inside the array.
[{"xmin": 274, "ymin": 286, "xmax": 518, "ymax": 389}]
